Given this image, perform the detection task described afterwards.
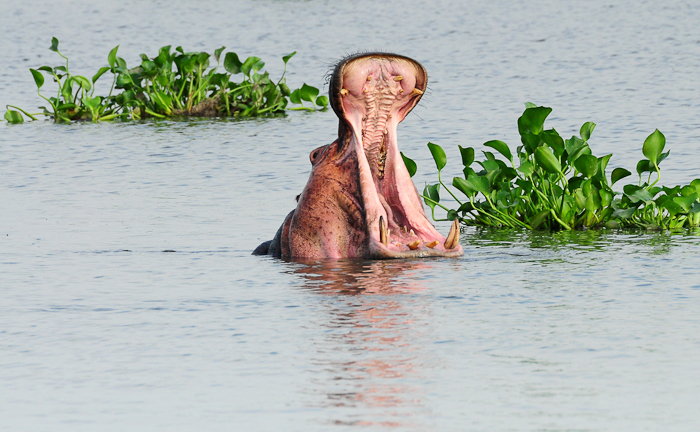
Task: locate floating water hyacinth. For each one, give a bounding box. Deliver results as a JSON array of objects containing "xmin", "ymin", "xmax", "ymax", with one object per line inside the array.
[
  {"xmin": 4, "ymin": 38, "xmax": 328, "ymax": 123},
  {"xmin": 402, "ymin": 104, "xmax": 700, "ymax": 231}
]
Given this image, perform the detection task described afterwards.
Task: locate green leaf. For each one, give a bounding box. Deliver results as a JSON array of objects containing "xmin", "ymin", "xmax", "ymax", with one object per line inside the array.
[
  {"xmin": 662, "ymin": 200, "xmax": 684, "ymax": 217},
  {"xmin": 316, "ymin": 95, "xmax": 329, "ymax": 109},
  {"xmin": 518, "ymin": 160, "xmax": 534, "ymax": 176},
  {"xmin": 427, "ymin": 142, "xmax": 447, "ymax": 171},
  {"xmin": 613, "ymin": 208, "xmax": 636, "ymax": 219},
  {"xmin": 401, "ymin": 152, "xmax": 417, "ymax": 177},
  {"xmin": 690, "ymin": 201, "xmax": 700, "ymax": 214},
  {"xmin": 425, "ymin": 183, "xmax": 440, "ymax": 204},
  {"xmin": 596, "ymin": 154, "xmax": 612, "ymax": 180},
  {"xmin": 611, "ymin": 167, "xmax": 632, "ymax": 185},
  {"xmin": 657, "ymin": 150, "xmax": 670, "ymax": 165},
  {"xmin": 30, "ymin": 68, "xmax": 44, "ymax": 89},
  {"xmin": 580, "ymin": 121, "xmax": 596, "ymax": 141},
  {"xmin": 282, "ymin": 51, "xmax": 297, "ymax": 65},
  {"xmin": 636, "ymin": 159, "xmax": 652, "ymax": 176},
  {"xmin": 540, "ymin": 129, "xmax": 565, "ymax": 157},
  {"xmin": 241, "ymin": 56, "xmax": 262, "ymax": 75},
  {"xmin": 214, "ymin": 46, "xmax": 226, "ymax": 63},
  {"xmin": 534, "ymin": 146, "xmax": 561, "ymax": 174},
  {"xmin": 300, "ymin": 84, "xmax": 319, "ymax": 104},
  {"xmin": 642, "ymin": 129, "xmax": 665, "ymax": 166},
  {"xmin": 520, "ymin": 132, "xmax": 540, "ymax": 155},
  {"xmin": 453, "ymin": 177, "xmax": 475, "ymax": 197},
  {"xmin": 518, "ymin": 106, "xmax": 552, "ymax": 136},
  {"xmin": 463, "ymin": 175, "xmax": 490, "ymax": 195},
  {"xmin": 196, "ymin": 52, "xmax": 211, "ymax": 67},
  {"xmin": 279, "ymin": 80, "xmax": 291, "ymax": 97},
  {"xmin": 623, "ymin": 184, "xmax": 653, "ymax": 203},
  {"xmin": 673, "ymin": 196, "xmax": 696, "ymax": 212},
  {"xmin": 574, "ymin": 154, "xmax": 598, "ymax": 178},
  {"xmin": 4, "ymin": 109, "xmax": 24, "ymax": 123},
  {"xmin": 92, "ymin": 66, "xmax": 111, "ymax": 83},
  {"xmin": 73, "ymin": 75, "xmax": 91, "ymax": 92},
  {"xmin": 224, "ymin": 52, "xmax": 243, "ymax": 74},
  {"xmin": 458, "ymin": 145, "xmax": 475, "ymax": 167},
  {"xmin": 691, "ymin": 179, "xmax": 700, "ymax": 195},
  {"xmin": 483, "ymin": 140, "xmax": 512, "ymax": 161},
  {"xmin": 83, "ymin": 96, "xmax": 102, "ymax": 111},
  {"xmin": 599, "ymin": 188, "xmax": 613, "ymax": 207},
  {"xmin": 680, "ymin": 185, "xmax": 697, "ymax": 198},
  {"xmin": 531, "ymin": 210, "xmax": 550, "ymax": 229},
  {"xmin": 50, "ymin": 37, "xmax": 59, "ymax": 52},
  {"xmin": 289, "ymin": 89, "xmax": 301, "ymax": 105},
  {"xmin": 585, "ymin": 186, "xmax": 602, "ymax": 211}
]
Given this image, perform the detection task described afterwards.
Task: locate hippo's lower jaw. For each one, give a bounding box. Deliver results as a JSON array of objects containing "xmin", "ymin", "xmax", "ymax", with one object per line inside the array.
[{"xmin": 254, "ymin": 53, "xmax": 464, "ymax": 259}]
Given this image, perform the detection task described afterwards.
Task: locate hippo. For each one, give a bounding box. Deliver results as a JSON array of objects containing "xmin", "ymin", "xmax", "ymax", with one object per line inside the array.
[{"xmin": 254, "ymin": 53, "xmax": 463, "ymax": 259}]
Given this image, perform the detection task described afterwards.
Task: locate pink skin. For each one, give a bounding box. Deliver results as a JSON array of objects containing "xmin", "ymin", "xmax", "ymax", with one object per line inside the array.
[{"xmin": 257, "ymin": 53, "xmax": 463, "ymax": 259}]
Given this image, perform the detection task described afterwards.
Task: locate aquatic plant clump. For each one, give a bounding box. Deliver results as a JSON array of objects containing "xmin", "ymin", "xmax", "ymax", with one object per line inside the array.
[
  {"xmin": 4, "ymin": 38, "xmax": 328, "ymax": 123},
  {"xmin": 403, "ymin": 104, "xmax": 700, "ymax": 231}
]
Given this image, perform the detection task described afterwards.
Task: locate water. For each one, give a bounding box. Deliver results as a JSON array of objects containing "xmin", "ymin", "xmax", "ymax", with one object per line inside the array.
[{"xmin": 2, "ymin": 0, "xmax": 700, "ymax": 430}]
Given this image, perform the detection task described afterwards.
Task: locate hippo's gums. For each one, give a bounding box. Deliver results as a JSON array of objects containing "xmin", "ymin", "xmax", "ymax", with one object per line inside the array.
[{"xmin": 254, "ymin": 53, "xmax": 464, "ymax": 259}]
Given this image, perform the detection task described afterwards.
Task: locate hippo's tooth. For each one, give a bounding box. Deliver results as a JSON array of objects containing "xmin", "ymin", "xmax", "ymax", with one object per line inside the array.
[
  {"xmin": 379, "ymin": 216, "xmax": 388, "ymax": 246},
  {"xmin": 408, "ymin": 240, "xmax": 421, "ymax": 250},
  {"xmin": 444, "ymin": 219, "xmax": 460, "ymax": 249},
  {"xmin": 425, "ymin": 240, "xmax": 439, "ymax": 249},
  {"xmin": 409, "ymin": 229, "xmax": 415, "ymax": 237},
  {"xmin": 411, "ymin": 88, "xmax": 424, "ymax": 96},
  {"xmin": 394, "ymin": 76, "xmax": 403, "ymax": 81},
  {"xmin": 340, "ymin": 88, "xmax": 349, "ymax": 97},
  {"xmin": 367, "ymin": 75, "xmax": 372, "ymax": 81}
]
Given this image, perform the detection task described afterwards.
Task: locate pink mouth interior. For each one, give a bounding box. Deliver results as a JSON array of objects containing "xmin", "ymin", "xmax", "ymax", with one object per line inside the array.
[{"xmin": 338, "ymin": 56, "xmax": 455, "ymax": 255}]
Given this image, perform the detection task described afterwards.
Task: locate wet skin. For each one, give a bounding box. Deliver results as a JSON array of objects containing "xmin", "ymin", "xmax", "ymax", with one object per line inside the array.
[{"xmin": 254, "ymin": 53, "xmax": 463, "ymax": 259}]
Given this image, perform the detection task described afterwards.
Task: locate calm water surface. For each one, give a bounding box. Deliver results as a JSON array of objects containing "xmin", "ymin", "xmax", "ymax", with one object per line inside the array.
[{"xmin": 2, "ymin": 1, "xmax": 700, "ymax": 431}]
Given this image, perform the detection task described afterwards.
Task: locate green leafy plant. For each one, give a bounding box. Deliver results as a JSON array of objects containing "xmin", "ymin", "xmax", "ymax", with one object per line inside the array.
[
  {"xmin": 403, "ymin": 104, "xmax": 700, "ymax": 231},
  {"xmin": 4, "ymin": 38, "xmax": 328, "ymax": 123}
]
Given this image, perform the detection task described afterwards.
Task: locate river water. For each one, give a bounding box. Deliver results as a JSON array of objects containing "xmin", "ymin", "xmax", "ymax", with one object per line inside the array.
[{"xmin": 2, "ymin": 0, "xmax": 700, "ymax": 431}]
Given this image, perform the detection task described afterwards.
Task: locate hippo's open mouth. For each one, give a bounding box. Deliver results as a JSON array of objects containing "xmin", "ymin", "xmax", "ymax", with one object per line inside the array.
[{"xmin": 329, "ymin": 54, "xmax": 463, "ymax": 258}]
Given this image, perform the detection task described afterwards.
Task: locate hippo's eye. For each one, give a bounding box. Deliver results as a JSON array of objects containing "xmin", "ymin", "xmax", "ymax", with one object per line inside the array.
[{"xmin": 310, "ymin": 149, "xmax": 320, "ymax": 162}]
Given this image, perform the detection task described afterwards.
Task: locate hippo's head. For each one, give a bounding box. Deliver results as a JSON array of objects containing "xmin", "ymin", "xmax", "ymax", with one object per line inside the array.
[{"xmin": 257, "ymin": 53, "xmax": 463, "ymax": 259}]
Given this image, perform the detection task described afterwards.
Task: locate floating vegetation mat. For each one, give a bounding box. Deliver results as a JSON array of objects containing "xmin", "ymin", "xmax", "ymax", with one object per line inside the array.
[
  {"xmin": 4, "ymin": 38, "xmax": 327, "ymax": 123},
  {"xmin": 402, "ymin": 104, "xmax": 700, "ymax": 231}
]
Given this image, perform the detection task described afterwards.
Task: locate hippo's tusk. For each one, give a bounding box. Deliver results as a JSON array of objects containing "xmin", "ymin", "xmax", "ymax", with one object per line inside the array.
[
  {"xmin": 394, "ymin": 76, "xmax": 403, "ymax": 81},
  {"xmin": 444, "ymin": 219, "xmax": 460, "ymax": 249},
  {"xmin": 408, "ymin": 240, "xmax": 421, "ymax": 250},
  {"xmin": 380, "ymin": 216, "xmax": 388, "ymax": 246},
  {"xmin": 411, "ymin": 88, "xmax": 424, "ymax": 96},
  {"xmin": 340, "ymin": 88, "xmax": 349, "ymax": 97},
  {"xmin": 409, "ymin": 229, "xmax": 415, "ymax": 237},
  {"xmin": 425, "ymin": 240, "xmax": 439, "ymax": 249}
]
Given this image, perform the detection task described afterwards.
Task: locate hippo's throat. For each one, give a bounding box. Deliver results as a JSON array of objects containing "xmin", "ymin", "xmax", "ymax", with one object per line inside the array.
[{"xmin": 333, "ymin": 54, "xmax": 463, "ymax": 258}]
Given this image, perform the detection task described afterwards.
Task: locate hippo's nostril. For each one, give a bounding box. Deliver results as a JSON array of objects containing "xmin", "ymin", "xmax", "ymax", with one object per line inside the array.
[{"xmin": 310, "ymin": 149, "xmax": 320, "ymax": 163}]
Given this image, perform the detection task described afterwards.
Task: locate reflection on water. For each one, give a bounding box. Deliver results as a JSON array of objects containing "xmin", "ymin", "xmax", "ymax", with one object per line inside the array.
[
  {"xmin": 466, "ymin": 226, "xmax": 700, "ymax": 256},
  {"xmin": 288, "ymin": 260, "xmax": 433, "ymax": 428}
]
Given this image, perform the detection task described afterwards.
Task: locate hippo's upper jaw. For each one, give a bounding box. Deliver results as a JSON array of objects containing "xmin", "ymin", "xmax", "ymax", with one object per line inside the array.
[{"xmin": 256, "ymin": 53, "xmax": 463, "ymax": 259}]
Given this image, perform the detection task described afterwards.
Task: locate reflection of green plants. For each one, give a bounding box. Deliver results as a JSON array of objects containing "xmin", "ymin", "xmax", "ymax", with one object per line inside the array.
[
  {"xmin": 4, "ymin": 38, "xmax": 328, "ymax": 124},
  {"xmin": 403, "ymin": 103, "xmax": 700, "ymax": 231}
]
